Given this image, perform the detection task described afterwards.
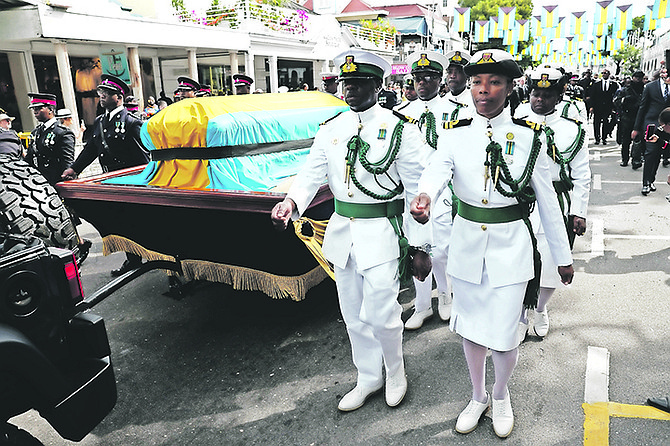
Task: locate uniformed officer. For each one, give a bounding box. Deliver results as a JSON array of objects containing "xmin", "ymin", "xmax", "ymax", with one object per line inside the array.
[
  {"xmin": 62, "ymin": 74, "xmax": 149, "ymax": 276},
  {"xmin": 233, "ymin": 74, "xmax": 253, "ymax": 95},
  {"xmin": 514, "ymin": 67, "xmax": 590, "ymax": 339},
  {"xmin": 176, "ymin": 76, "xmax": 200, "ymax": 99},
  {"xmin": 196, "ymin": 84, "xmax": 212, "ymax": 97},
  {"xmin": 400, "ymin": 74, "xmax": 417, "ymax": 102},
  {"xmin": 26, "ymin": 92, "xmax": 75, "ymax": 186},
  {"xmin": 0, "ymin": 109, "xmax": 21, "ymax": 158},
  {"xmin": 443, "ymin": 49, "xmax": 473, "ymax": 108},
  {"xmin": 320, "ymin": 72, "xmax": 339, "ymax": 96},
  {"xmin": 411, "ymin": 49, "xmax": 574, "ymax": 438},
  {"xmin": 271, "ymin": 48, "xmax": 432, "ymax": 413},
  {"xmin": 123, "ymin": 95, "xmax": 143, "ymax": 120},
  {"xmin": 396, "ymin": 50, "xmax": 459, "ymax": 330}
]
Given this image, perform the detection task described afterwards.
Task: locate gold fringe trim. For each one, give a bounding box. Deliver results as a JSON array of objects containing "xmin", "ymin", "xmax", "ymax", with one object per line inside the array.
[
  {"xmin": 180, "ymin": 260, "xmax": 328, "ymax": 301},
  {"xmin": 292, "ymin": 217, "xmax": 335, "ymax": 281},
  {"xmin": 101, "ymin": 234, "xmax": 328, "ymax": 301}
]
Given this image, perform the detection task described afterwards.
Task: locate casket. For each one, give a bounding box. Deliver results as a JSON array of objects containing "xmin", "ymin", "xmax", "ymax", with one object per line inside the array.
[{"xmin": 56, "ymin": 92, "xmax": 348, "ymax": 300}]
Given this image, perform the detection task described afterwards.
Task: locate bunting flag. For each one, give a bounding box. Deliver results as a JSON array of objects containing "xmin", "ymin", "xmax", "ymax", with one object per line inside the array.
[
  {"xmin": 594, "ymin": 0, "xmax": 614, "ymax": 24},
  {"xmin": 592, "ymin": 22, "xmax": 607, "ymax": 37},
  {"xmin": 646, "ymin": 4, "xmax": 658, "ymax": 30},
  {"xmin": 489, "ymin": 16, "xmax": 502, "ymax": 38},
  {"xmin": 615, "ymin": 29, "xmax": 627, "ymax": 40},
  {"xmin": 516, "ymin": 19, "xmax": 530, "ymax": 41},
  {"xmin": 555, "ymin": 16, "xmax": 566, "ymax": 38},
  {"xmin": 610, "ymin": 37, "xmax": 623, "ymax": 52},
  {"xmin": 454, "ymin": 7, "xmax": 470, "ymax": 33},
  {"xmin": 566, "ymin": 36, "xmax": 576, "ymax": 53},
  {"xmin": 474, "ymin": 20, "xmax": 489, "ymax": 43},
  {"xmin": 532, "ymin": 15, "xmax": 543, "ymax": 37},
  {"xmin": 503, "ymin": 27, "xmax": 517, "ymax": 46},
  {"xmin": 541, "ymin": 5, "xmax": 559, "ymax": 28},
  {"xmin": 570, "ymin": 11, "xmax": 587, "ymax": 36},
  {"xmin": 653, "ymin": 0, "xmax": 670, "ymax": 19},
  {"xmin": 615, "ymin": 4, "xmax": 633, "ymax": 32},
  {"xmin": 498, "ymin": 6, "xmax": 516, "ymax": 30}
]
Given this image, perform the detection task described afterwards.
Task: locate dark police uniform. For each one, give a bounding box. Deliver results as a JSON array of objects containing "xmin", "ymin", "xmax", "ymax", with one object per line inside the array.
[{"xmin": 28, "ymin": 118, "xmax": 75, "ymax": 185}]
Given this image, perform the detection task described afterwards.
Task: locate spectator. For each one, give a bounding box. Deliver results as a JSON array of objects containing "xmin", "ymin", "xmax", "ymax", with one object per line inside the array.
[{"xmin": 614, "ymin": 71, "xmax": 644, "ymax": 168}]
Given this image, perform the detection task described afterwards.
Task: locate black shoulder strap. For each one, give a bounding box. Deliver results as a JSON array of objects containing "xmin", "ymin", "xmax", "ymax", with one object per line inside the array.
[
  {"xmin": 512, "ymin": 117, "xmax": 543, "ymax": 131},
  {"xmin": 442, "ymin": 118, "xmax": 472, "ymax": 130}
]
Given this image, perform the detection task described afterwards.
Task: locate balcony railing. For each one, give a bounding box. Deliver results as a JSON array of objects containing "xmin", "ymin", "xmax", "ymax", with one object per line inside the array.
[
  {"xmin": 174, "ymin": 0, "xmax": 309, "ymax": 35},
  {"xmin": 342, "ymin": 23, "xmax": 396, "ymax": 52}
]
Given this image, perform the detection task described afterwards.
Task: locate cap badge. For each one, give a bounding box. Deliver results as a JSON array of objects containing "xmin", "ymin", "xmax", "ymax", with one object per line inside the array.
[
  {"xmin": 538, "ymin": 74, "xmax": 551, "ymax": 88},
  {"xmin": 417, "ymin": 54, "xmax": 430, "ymax": 67},
  {"xmin": 451, "ymin": 51, "xmax": 462, "ymax": 63},
  {"xmin": 342, "ymin": 56, "xmax": 358, "ymax": 73},
  {"xmin": 478, "ymin": 53, "xmax": 494, "ymax": 64}
]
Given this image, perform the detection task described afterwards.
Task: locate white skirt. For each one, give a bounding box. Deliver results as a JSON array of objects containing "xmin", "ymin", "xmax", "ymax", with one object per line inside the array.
[{"xmin": 449, "ymin": 265, "xmax": 526, "ymax": 351}]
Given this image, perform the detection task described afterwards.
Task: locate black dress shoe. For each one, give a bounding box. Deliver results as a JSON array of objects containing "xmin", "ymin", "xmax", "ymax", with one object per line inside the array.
[
  {"xmin": 648, "ymin": 397, "xmax": 670, "ymax": 413},
  {"xmin": 595, "ymin": 140, "xmax": 600, "ymax": 145},
  {"xmin": 111, "ymin": 259, "xmax": 142, "ymax": 277},
  {"xmin": 642, "ymin": 185, "xmax": 651, "ymax": 195},
  {"xmin": 77, "ymin": 239, "xmax": 92, "ymax": 265},
  {"xmin": 620, "ymin": 162, "xmax": 628, "ymax": 167},
  {"xmin": 632, "ymin": 163, "xmax": 642, "ymax": 170},
  {"xmin": 602, "ymin": 140, "xmax": 607, "ymax": 145}
]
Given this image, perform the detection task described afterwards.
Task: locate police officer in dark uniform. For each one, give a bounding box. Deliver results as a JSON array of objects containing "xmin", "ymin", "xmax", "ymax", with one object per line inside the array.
[
  {"xmin": 26, "ymin": 92, "xmax": 75, "ymax": 186},
  {"xmin": 62, "ymin": 74, "xmax": 149, "ymax": 276},
  {"xmin": 176, "ymin": 76, "xmax": 201, "ymax": 99},
  {"xmin": 233, "ymin": 74, "xmax": 253, "ymax": 95}
]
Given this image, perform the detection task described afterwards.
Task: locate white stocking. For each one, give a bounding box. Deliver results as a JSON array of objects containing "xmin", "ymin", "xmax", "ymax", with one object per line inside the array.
[
  {"xmin": 462, "ymin": 338, "xmax": 488, "ymax": 403},
  {"xmin": 491, "ymin": 348, "xmax": 518, "ymax": 400},
  {"xmin": 536, "ymin": 287, "xmax": 555, "ymax": 313}
]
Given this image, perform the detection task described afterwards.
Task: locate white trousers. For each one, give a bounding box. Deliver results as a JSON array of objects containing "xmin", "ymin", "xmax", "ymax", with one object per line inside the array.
[
  {"xmin": 335, "ymin": 251, "xmax": 404, "ymax": 388},
  {"xmin": 413, "ymin": 213, "xmax": 452, "ymax": 312}
]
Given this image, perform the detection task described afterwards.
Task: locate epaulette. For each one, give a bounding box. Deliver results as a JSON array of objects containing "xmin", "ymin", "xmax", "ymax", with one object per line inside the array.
[
  {"xmin": 572, "ymin": 97, "xmax": 584, "ymax": 102},
  {"xmin": 560, "ymin": 114, "xmax": 583, "ymax": 125},
  {"xmin": 442, "ymin": 118, "xmax": 472, "ymax": 130},
  {"xmin": 512, "ymin": 118, "xmax": 543, "ymax": 131},
  {"xmin": 320, "ymin": 111, "xmax": 344, "ymax": 126},
  {"xmin": 392, "ymin": 110, "xmax": 418, "ymax": 125},
  {"xmin": 516, "ymin": 115, "xmax": 529, "ymax": 120},
  {"xmin": 448, "ymin": 99, "xmax": 468, "ymax": 107},
  {"xmin": 520, "ymin": 99, "xmax": 529, "ymax": 104},
  {"xmin": 395, "ymin": 101, "xmax": 411, "ymax": 111}
]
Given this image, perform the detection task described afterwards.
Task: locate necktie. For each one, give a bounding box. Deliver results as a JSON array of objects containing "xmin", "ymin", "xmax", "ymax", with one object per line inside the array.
[
  {"xmin": 664, "ymin": 84, "xmax": 669, "ymax": 100},
  {"xmin": 603, "ymin": 80, "xmax": 608, "ymax": 91}
]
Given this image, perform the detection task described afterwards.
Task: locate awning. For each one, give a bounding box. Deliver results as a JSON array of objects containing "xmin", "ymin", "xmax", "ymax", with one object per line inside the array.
[{"xmin": 389, "ymin": 16, "xmax": 427, "ymax": 36}]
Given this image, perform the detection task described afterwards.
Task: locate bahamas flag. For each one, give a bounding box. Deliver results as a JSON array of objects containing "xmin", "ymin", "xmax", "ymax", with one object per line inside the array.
[
  {"xmin": 646, "ymin": 4, "xmax": 658, "ymax": 30},
  {"xmin": 555, "ymin": 16, "xmax": 566, "ymax": 38},
  {"xmin": 570, "ymin": 11, "xmax": 587, "ymax": 36},
  {"xmin": 503, "ymin": 27, "xmax": 518, "ymax": 46},
  {"xmin": 532, "ymin": 15, "xmax": 542, "ymax": 38},
  {"xmin": 653, "ymin": 0, "xmax": 670, "ymax": 19},
  {"xmin": 498, "ymin": 6, "xmax": 516, "ymax": 30},
  {"xmin": 592, "ymin": 22, "xmax": 607, "ymax": 37},
  {"xmin": 474, "ymin": 19, "xmax": 490, "ymax": 43},
  {"xmin": 594, "ymin": 0, "xmax": 614, "ymax": 24},
  {"xmin": 489, "ymin": 16, "xmax": 502, "ymax": 38},
  {"xmin": 517, "ymin": 19, "xmax": 530, "ymax": 41},
  {"xmin": 105, "ymin": 92, "xmax": 349, "ymax": 190},
  {"xmin": 454, "ymin": 7, "xmax": 470, "ymax": 33},
  {"xmin": 566, "ymin": 36, "xmax": 576, "ymax": 53},
  {"xmin": 541, "ymin": 5, "xmax": 559, "ymax": 28},
  {"xmin": 615, "ymin": 5, "xmax": 633, "ymax": 32}
]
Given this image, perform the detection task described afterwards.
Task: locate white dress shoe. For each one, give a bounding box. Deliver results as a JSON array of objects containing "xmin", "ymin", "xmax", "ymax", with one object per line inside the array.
[
  {"xmin": 492, "ymin": 390, "xmax": 514, "ymax": 438},
  {"xmin": 532, "ymin": 309, "xmax": 549, "ymax": 337},
  {"xmin": 385, "ymin": 364, "xmax": 407, "ymax": 407},
  {"xmin": 437, "ymin": 291, "xmax": 452, "ymax": 321},
  {"xmin": 455, "ymin": 393, "xmax": 490, "ymax": 434},
  {"xmin": 404, "ymin": 308, "xmax": 433, "ymax": 330},
  {"xmin": 338, "ymin": 383, "xmax": 383, "ymax": 411},
  {"xmin": 517, "ymin": 321, "xmax": 528, "ymax": 344}
]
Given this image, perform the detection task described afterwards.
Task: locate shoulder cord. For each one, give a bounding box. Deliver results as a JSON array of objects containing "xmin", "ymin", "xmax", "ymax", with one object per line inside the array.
[
  {"xmin": 418, "ymin": 109, "xmax": 438, "ymax": 149},
  {"xmin": 345, "ymin": 120, "xmax": 405, "ymax": 200},
  {"xmin": 450, "ymin": 103, "xmax": 464, "ymax": 122},
  {"xmin": 485, "ymin": 130, "xmax": 543, "ymax": 309}
]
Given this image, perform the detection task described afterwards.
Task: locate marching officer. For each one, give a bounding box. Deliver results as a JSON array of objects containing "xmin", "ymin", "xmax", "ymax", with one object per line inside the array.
[
  {"xmin": 271, "ymin": 48, "xmax": 432, "ymax": 413},
  {"xmin": 233, "ymin": 74, "xmax": 253, "ymax": 95},
  {"xmin": 514, "ymin": 67, "xmax": 590, "ymax": 339},
  {"xmin": 62, "ymin": 74, "xmax": 149, "ymax": 276},
  {"xmin": 176, "ymin": 76, "xmax": 200, "ymax": 99},
  {"xmin": 26, "ymin": 92, "xmax": 75, "ymax": 186},
  {"xmin": 411, "ymin": 49, "xmax": 573, "ymax": 438},
  {"xmin": 320, "ymin": 72, "xmax": 340, "ymax": 97}
]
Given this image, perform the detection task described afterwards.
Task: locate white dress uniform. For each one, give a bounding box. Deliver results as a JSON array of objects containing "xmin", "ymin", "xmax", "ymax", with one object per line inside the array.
[
  {"xmin": 518, "ymin": 108, "xmax": 590, "ymax": 288},
  {"xmin": 396, "ymin": 94, "xmax": 473, "ymax": 311},
  {"xmin": 286, "ymin": 103, "xmax": 430, "ymax": 388},
  {"xmin": 418, "ymin": 110, "xmax": 573, "ymax": 351}
]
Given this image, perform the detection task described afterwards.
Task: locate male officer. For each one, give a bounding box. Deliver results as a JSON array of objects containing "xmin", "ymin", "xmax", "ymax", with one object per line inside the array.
[
  {"xmin": 514, "ymin": 67, "xmax": 590, "ymax": 340},
  {"xmin": 233, "ymin": 74, "xmax": 253, "ymax": 95},
  {"xmin": 196, "ymin": 84, "xmax": 212, "ymax": 97},
  {"xmin": 400, "ymin": 74, "xmax": 417, "ymax": 102},
  {"xmin": 26, "ymin": 92, "xmax": 75, "ymax": 186},
  {"xmin": 62, "ymin": 74, "xmax": 149, "ymax": 276},
  {"xmin": 396, "ymin": 50, "xmax": 472, "ymax": 330},
  {"xmin": 176, "ymin": 76, "xmax": 200, "ymax": 99},
  {"xmin": 271, "ymin": 48, "xmax": 431, "ymax": 412},
  {"xmin": 320, "ymin": 72, "xmax": 340, "ymax": 97}
]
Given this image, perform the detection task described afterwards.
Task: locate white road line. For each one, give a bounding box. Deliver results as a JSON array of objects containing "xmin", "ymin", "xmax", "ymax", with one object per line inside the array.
[
  {"xmin": 599, "ymin": 180, "xmax": 640, "ymax": 184},
  {"xmin": 605, "ymin": 234, "xmax": 670, "ymax": 240},
  {"xmin": 591, "ymin": 151, "xmax": 601, "ymax": 161},
  {"xmin": 591, "ymin": 219, "xmax": 604, "ymax": 256},
  {"xmin": 593, "ymin": 174, "xmax": 602, "ymax": 190},
  {"xmin": 584, "ymin": 346, "xmax": 610, "ymax": 404}
]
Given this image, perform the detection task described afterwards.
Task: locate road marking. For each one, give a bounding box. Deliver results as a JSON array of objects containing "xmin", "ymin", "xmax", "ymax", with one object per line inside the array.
[
  {"xmin": 591, "ymin": 151, "xmax": 601, "ymax": 161},
  {"xmin": 583, "ymin": 347, "xmax": 670, "ymax": 445},
  {"xmin": 599, "ymin": 180, "xmax": 641, "ymax": 184},
  {"xmin": 606, "ymin": 234, "xmax": 670, "ymax": 240},
  {"xmin": 591, "ymin": 219, "xmax": 604, "ymax": 256},
  {"xmin": 593, "ymin": 174, "xmax": 601, "ymax": 190}
]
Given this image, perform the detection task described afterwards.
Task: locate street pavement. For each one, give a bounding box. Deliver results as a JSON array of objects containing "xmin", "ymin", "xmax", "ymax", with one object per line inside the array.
[{"xmin": 11, "ymin": 123, "xmax": 670, "ymax": 445}]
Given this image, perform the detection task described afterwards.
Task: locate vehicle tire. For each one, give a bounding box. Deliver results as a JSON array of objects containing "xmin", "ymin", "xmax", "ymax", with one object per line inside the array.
[{"xmin": 0, "ymin": 156, "xmax": 78, "ymax": 256}]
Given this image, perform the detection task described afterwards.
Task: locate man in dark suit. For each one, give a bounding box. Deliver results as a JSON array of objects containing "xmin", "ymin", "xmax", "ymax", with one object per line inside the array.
[
  {"xmin": 632, "ymin": 70, "xmax": 670, "ymax": 195},
  {"xmin": 62, "ymin": 74, "xmax": 149, "ymax": 275},
  {"xmin": 588, "ymin": 69, "xmax": 619, "ymax": 145},
  {"xmin": 578, "ymin": 70, "xmax": 594, "ymax": 120}
]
